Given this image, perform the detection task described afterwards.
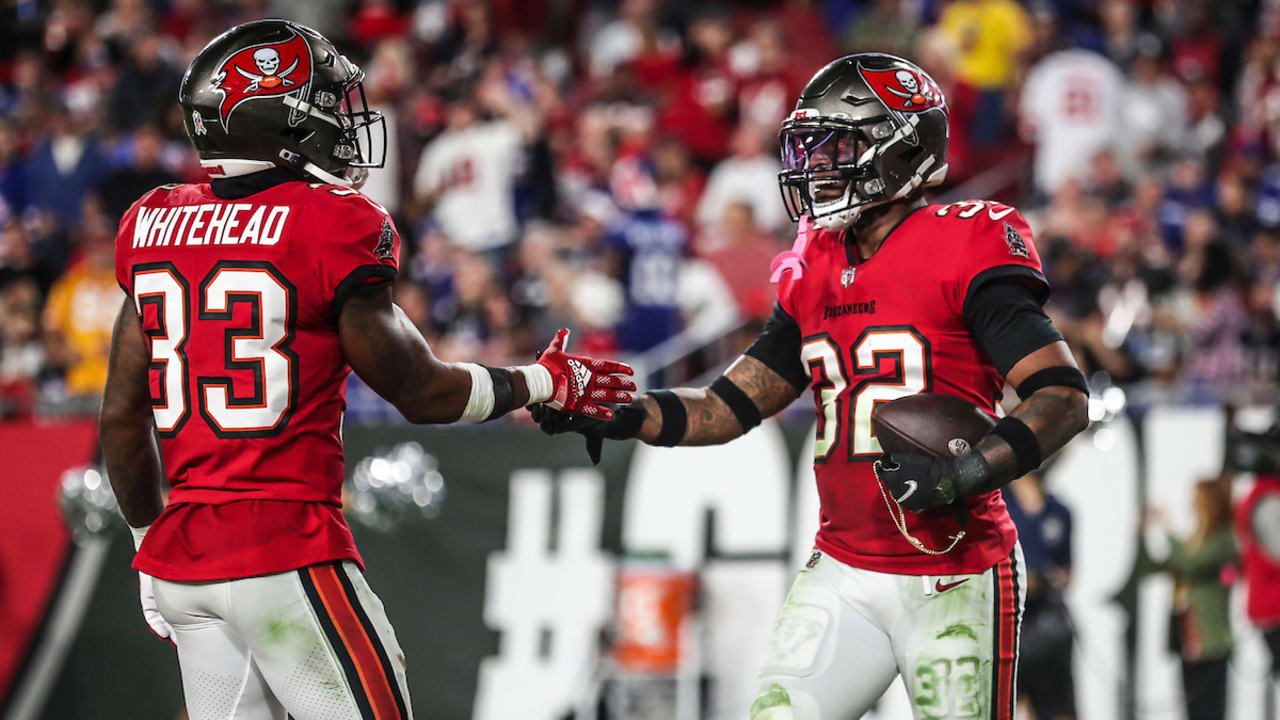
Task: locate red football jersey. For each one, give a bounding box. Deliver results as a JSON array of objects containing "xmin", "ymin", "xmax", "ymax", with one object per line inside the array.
[
  {"xmin": 114, "ymin": 179, "xmax": 401, "ymax": 581},
  {"xmin": 779, "ymin": 201, "xmax": 1046, "ymax": 575}
]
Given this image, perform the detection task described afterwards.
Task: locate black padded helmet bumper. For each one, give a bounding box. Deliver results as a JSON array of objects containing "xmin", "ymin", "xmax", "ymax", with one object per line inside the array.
[
  {"xmin": 777, "ymin": 53, "xmax": 950, "ymax": 229},
  {"xmin": 178, "ymin": 19, "xmax": 385, "ymax": 186}
]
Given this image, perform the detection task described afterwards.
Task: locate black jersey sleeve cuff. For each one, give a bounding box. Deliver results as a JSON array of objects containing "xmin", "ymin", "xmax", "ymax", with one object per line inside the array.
[
  {"xmin": 744, "ymin": 301, "xmax": 809, "ymax": 392},
  {"xmin": 962, "ymin": 264, "xmax": 1050, "ymax": 315},
  {"xmin": 332, "ymin": 264, "xmax": 398, "ymax": 318}
]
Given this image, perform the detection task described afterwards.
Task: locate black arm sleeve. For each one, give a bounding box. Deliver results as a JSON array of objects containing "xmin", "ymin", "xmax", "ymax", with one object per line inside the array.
[
  {"xmin": 962, "ymin": 279, "xmax": 1064, "ymax": 377},
  {"xmin": 744, "ymin": 302, "xmax": 809, "ymax": 392}
]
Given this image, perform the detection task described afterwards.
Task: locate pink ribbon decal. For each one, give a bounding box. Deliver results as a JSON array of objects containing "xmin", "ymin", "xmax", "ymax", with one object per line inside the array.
[{"xmin": 770, "ymin": 215, "xmax": 813, "ymax": 283}]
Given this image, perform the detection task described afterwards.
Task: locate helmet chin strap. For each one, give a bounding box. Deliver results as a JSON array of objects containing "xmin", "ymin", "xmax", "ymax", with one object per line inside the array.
[
  {"xmin": 301, "ymin": 161, "xmax": 367, "ymax": 189},
  {"xmin": 201, "ymin": 159, "xmax": 277, "ymax": 178}
]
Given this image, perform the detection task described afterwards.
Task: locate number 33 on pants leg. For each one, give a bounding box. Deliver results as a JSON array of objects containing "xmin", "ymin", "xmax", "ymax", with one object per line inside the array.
[{"xmin": 750, "ymin": 547, "xmax": 1025, "ymax": 720}]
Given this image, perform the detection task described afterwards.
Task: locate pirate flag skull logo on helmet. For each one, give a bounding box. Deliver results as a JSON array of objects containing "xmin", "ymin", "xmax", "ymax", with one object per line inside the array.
[
  {"xmin": 211, "ymin": 30, "xmax": 313, "ymax": 127},
  {"xmin": 856, "ymin": 65, "xmax": 946, "ymax": 114}
]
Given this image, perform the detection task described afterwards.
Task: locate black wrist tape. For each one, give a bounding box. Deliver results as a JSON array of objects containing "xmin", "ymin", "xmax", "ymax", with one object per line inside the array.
[
  {"xmin": 483, "ymin": 367, "xmax": 516, "ymax": 421},
  {"xmin": 952, "ymin": 451, "xmax": 993, "ymax": 502},
  {"xmin": 709, "ymin": 375, "xmax": 762, "ymax": 432},
  {"xmin": 991, "ymin": 416, "xmax": 1042, "ymax": 476},
  {"xmin": 1016, "ymin": 365, "xmax": 1088, "ymax": 399},
  {"xmin": 604, "ymin": 402, "xmax": 648, "ymax": 440},
  {"xmin": 649, "ymin": 390, "xmax": 687, "ymax": 447}
]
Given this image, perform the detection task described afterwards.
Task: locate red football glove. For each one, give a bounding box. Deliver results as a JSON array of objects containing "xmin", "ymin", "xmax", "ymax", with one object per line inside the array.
[{"xmin": 535, "ymin": 329, "xmax": 636, "ymax": 419}]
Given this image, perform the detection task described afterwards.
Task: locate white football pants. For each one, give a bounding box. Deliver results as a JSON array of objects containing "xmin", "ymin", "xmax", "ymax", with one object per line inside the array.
[
  {"xmin": 152, "ymin": 561, "xmax": 413, "ymax": 720},
  {"xmin": 751, "ymin": 545, "xmax": 1025, "ymax": 720}
]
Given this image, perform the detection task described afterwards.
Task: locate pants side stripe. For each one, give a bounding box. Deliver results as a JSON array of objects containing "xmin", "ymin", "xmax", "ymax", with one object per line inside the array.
[
  {"xmin": 310, "ymin": 563, "xmax": 403, "ymax": 720},
  {"xmin": 334, "ymin": 563, "xmax": 410, "ymax": 719},
  {"xmin": 298, "ymin": 566, "xmax": 378, "ymax": 720},
  {"xmin": 1008, "ymin": 548, "xmax": 1023, "ymax": 720},
  {"xmin": 990, "ymin": 556, "xmax": 1004, "ymax": 720}
]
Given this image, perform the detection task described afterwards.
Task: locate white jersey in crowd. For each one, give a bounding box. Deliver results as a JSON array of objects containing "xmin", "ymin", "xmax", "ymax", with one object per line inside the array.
[
  {"xmin": 696, "ymin": 154, "xmax": 787, "ymax": 233},
  {"xmin": 414, "ymin": 120, "xmax": 522, "ymax": 252},
  {"xmin": 1019, "ymin": 49, "xmax": 1125, "ymax": 194}
]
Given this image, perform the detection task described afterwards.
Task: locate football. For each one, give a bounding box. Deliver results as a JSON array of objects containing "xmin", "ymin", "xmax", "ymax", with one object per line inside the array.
[{"xmin": 871, "ymin": 393, "xmax": 995, "ymax": 458}]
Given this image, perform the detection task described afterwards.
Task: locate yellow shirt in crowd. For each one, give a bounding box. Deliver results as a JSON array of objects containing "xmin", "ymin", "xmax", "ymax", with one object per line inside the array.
[
  {"xmin": 43, "ymin": 261, "xmax": 122, "ymax": 396},
  {"xmin": 939, "ymin": 0, "xmax": 1032, "ymax": 90}
]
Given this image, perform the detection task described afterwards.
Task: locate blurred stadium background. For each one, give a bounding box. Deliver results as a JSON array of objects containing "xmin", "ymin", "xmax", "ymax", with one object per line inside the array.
[{"xmin": 2, "ymin": 0, "xmax": 1280, "ymax": 718}]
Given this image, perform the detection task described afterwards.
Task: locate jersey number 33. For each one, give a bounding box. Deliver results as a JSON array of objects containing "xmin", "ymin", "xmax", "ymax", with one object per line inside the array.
[{"xmin": 134, "ymin": 259, "xmax": 298, "ymax": 439}]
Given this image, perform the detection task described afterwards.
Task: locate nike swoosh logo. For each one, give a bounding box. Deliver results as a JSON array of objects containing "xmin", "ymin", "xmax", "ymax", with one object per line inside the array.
[
  {"xmin": 935, "ymin": 578, "xmax": 970, "ymax": 593},
  {"xmin": 988, "ymin": 206, "xmax": 1015, "ymax": 221},
  {"xmin": 896, "ymin": 480, "xmax": 918, "ymax": 503}
]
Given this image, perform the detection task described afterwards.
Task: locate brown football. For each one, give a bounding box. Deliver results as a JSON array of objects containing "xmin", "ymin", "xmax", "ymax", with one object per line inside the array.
[{"xmin": 871, "ymin": 393, "xmax": 995, "ymax": 458}]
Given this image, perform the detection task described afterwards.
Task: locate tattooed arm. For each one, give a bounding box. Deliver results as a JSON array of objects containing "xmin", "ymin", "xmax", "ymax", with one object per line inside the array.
[
  {"xmin": 634, "ymin": 355, "xmax": 803, "ymax": 446},
  {"xmin": 876, "ymin": 339, "xmax": 1090, "ymax": 513},
  {"xmin": 965, "ymin": 340, "xmax": 1089, "ymax": 492}
]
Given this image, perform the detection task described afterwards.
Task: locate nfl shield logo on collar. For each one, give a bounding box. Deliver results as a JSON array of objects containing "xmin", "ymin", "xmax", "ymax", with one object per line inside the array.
[{"xmin": 840, "ymin": 267, "xmax": 856, "ymax": 287}]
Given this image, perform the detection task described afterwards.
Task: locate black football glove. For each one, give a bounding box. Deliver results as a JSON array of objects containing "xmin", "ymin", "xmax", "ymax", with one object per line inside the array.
[
  {"xmin": 529, "ymin": 402, "xmax": 647, "ymax": 465},
  {"xmin": 873, "ymin": 451, "xmax": 990, "ymax": 513}
]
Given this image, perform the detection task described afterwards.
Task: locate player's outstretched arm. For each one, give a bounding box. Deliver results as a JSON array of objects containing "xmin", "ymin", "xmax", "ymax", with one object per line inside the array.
[
  {"xmin": 531, "ymin": 353, "xmax": 803, "ymax": 463},
  {"xmin": 532, "ymin": 301, "xmax": 807, "ymax": 463},
  {"xmin": 340, "ymin": 284, "xmax": 634, "ymax": 424},
  {"xmin": 99, "ymin": 297, "xmax": 166, "ymax": 530},
  {"xmin": 632, "ymin": 355, "xmax": 802, "ymax": 446}
]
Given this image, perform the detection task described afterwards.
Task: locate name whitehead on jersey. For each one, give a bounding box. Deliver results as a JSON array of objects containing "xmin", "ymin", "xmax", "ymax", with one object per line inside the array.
[
  {"xmin": 131, "ymin": 203, "xmax": 292, "ymax": 249},
  {"xmin": 823, "ymin": 301, "xmax": 876, "ymax": 319}
]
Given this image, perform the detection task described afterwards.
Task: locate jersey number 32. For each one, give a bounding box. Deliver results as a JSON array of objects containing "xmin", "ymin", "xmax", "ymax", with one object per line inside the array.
[
  {"xmin": 133, "ymin": 260, "xmax": 298, "ymax": 439},
  {"xmin": 801, "ymin": 326, "xmax": 931, "ymax": 462}
]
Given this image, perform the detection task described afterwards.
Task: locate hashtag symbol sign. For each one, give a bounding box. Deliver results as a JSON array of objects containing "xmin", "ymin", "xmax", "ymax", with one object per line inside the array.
[{"xmin": 473, "ymin": 469, "xmax": 613, "ymax": 720}]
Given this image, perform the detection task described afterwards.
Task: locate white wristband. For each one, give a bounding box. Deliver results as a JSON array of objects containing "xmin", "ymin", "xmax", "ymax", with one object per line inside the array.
[
  {"xmin": 130, "ymin": 524, "xmax": 150, "ymax": 552},
  {"xmin": 459, "ymin": 363, "xmax": 496, "ymax": 422},
  {"xmin": 519, "ymin": 363, "xmax": 554, "ymax": 405}
]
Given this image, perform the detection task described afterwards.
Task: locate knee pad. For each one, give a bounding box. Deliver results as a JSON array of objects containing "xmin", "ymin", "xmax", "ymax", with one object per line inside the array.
[{"xmin": 759, "ymin": 602, "xmax": 833, "ymax": 676}]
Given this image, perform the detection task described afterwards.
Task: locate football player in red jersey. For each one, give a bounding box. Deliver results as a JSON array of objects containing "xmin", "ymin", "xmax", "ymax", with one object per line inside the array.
[
  {"xmin": 99, "ymin": 20, "xmax": 634, "ymax": 720},
  {"xmin": 534, "ymin": 53, "xmax": 1090, "ymax": 719}
]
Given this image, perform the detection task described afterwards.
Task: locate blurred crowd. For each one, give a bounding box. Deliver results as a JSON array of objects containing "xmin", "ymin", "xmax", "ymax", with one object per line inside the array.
[{"xmin": 0, "ymin": 0, "xmax": 1278, "ymax": 421}]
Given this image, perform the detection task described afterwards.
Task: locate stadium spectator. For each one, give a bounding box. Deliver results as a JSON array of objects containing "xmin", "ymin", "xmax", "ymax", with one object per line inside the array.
[
  {"xmin": 938, "ymin": 0, "xmax": 1031, "ymax": 145},
  {"xmin": 844, "ymin": 0, "xmax": 922, "ymax": 58},
  {"xmin": 1020, "ymin": 48, "xmax": 1125, "ymax": 196},
  {"xmin": 24, "ymin": 107, "xmax": 109, "ymax": 230},
  {"xmin": 0, "ymin": 122, "xmax": 26, "ymax": 217},
  {"xmin": 1235, "ymin": 473, "xmax": 1280, "ymax": 677},
  {"xmin": 695, "ymin": 123, "xmax": 785, "ymax": 235},
  {"xmin": 108, "ymin": 32, "xmax": 182, "ymax": 133},
  {"xmin": 95, "ymin": 125, "xmax": 180, "ymax": 222},
  {"xmin": 1120, "ymin": 40, "xmax": 1188, "ymax": 171},
  {"xmin": 735, "ymin": 21, "xmax": 805, "ymax": 129},
  {"xmin": 1139, "ymin": 479, "xmax": 1239, "ymax": 720},
  {"xmin": 0, "ymin": 278, "xmax": 43, "ymax": 418},
  {"xmin": 1004, "ymin": 471, "xmax": 1077, "ymax": 720},
  {"xmin": 411, "ymin": 73, "xmax": 536, "ymax": 256},
  {"xmin": 655, "ymin": 7, "xmax": 736, "ymax": 163},
  {"xmin": 40, "ymin": 201, "xmax": 121, "ymax": 399},
  {"xmin": 605, "ymin": 158, "xmax": 687, "ymax": 353},
  {"xmin": 700, "ymin": 200, "xmax": 778, "ymax": 321}
]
